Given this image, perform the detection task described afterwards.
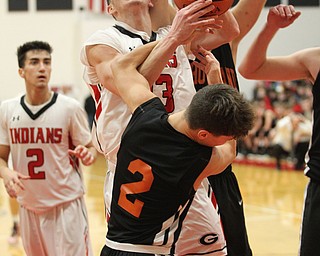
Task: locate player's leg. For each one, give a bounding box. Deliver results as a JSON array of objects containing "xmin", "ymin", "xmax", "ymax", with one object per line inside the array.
[
  {"xmin": 19, "ymin": 206, "xmax": 47, "ymax": 255},
  {"xmin": 7, "ymin": 197, "xmax": 20, "ymax": 244},
  {"xmin": 208, "ymin": 166, "xmax": 252, "ymax": 256},
  {"xmin": 55, "ymin": 197, "xmax": 93, "ymax": 256},
  {"xmin": 20, "ymin": 198, "xmax": 92, "ymax": 256},
  {"xmin": 299, "ymin": 179, "xmax": 320, "ymax": 256}
]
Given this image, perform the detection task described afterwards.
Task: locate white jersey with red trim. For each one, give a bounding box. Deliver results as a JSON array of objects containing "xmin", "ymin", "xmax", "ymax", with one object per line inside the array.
[
  {"xmin": 80, "ymin": 21, "xmax": 195, "ymax": 163},
  {"xmin": 0, "ymin": 92, "xmax": 92, "ymax": 214}
]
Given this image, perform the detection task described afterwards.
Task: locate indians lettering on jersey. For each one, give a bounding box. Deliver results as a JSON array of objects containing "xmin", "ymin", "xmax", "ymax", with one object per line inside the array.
[
  {"xmin": 9, "ymin": 127, "xmax": 62, "ymax": 144},
  {"xmin": 191, "ymin": 62, "xmax": 238, "ymax": 90}
]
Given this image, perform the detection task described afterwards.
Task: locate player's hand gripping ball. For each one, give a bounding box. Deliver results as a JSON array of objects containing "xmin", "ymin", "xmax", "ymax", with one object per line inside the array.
[{"xmin": 174, "ymin": 0, "xmax": 234, "ymax": 17}]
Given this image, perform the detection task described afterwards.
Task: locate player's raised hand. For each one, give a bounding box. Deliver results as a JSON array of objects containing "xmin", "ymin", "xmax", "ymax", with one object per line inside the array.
[
  {"xmin": 267, "ymin": 4, "xmax": 301, "ymax": 29},
  {"xmin": 192, "ymin": 46, "xmax": 223, "ymax": 84},
  {"xmin": 169, "ymin": 0, "xmax": 223, "ymax": 45}
]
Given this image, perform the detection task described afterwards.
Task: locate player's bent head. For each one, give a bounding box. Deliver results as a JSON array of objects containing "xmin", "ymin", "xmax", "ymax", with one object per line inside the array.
[{"xmin": 185, "ymin": 84, "xmax": 255, "ymax": 139}]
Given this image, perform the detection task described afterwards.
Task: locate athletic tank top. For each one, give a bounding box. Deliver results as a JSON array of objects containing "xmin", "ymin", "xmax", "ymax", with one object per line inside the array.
[{"xmin": 0, "ymin": 93, "xmax": 91, "ymax": 213}]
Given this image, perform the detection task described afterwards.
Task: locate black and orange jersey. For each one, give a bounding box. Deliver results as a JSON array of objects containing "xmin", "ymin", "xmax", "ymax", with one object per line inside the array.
[
  {"xmin": 190, "ymin": 43, "xmax": 239, "ymax": 92},
  {"xmin": 106, "ymin": 98, "xmax": 212, "ymax": 254}
]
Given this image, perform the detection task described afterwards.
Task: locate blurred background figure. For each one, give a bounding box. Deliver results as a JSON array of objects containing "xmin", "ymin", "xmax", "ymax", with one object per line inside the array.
[
  {"xmin": 269, "ymin": 111, "xmax": 312, "ymax": 170},
  {"xmin": 84, "ymin": 94, "xmax": 96, "ymax": 130}
]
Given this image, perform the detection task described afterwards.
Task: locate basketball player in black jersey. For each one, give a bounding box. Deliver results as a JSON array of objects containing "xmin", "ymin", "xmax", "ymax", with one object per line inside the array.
[
  {"xmin": 100, "ymin": 40, "xmax": 255, "ymax": 255},
  {"xmin": 190, "ymin": 0, "xmax": 267, "ymax": 254},
  {"xmin": 238, "ymin": 4, "xmax": 320, "ymax": 256}
]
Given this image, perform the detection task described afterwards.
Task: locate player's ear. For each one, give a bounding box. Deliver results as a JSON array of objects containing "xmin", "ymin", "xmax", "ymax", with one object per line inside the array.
[
  {"xmin": 197, "ymin": 130, "xmax": 209, "ymax": 141},
  {"xmin": 107, "ymin": 3, "xmax": 114, "ymax": 15},
  {"xmin": 18, "ymin": 68, "xmax": 25, "ymax": 78}
]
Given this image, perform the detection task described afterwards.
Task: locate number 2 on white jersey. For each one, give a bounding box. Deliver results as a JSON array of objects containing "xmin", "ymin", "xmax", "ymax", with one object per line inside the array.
[{"xmin": 26, "ymin": 148, "xmax": 46, "ymax": 179}]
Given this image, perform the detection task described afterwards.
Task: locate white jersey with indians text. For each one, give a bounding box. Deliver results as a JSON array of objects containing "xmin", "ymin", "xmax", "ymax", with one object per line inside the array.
[{"xmin": 0, "ymin": 93, "xmax": 92, "ymax": 214}]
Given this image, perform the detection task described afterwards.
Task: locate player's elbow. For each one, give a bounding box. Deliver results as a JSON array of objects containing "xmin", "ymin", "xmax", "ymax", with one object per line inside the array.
[
  {"xmin": 238, "ymin": 62, "xmax": 255, "ymax": 79},
  {"xmin": 228, "ymin": 23, "xmax": 240, "ymax": 42}
]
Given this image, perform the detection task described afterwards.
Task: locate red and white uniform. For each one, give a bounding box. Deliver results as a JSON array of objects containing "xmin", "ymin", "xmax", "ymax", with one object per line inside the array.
[
  {"xmin": 0, "ymin": 92, "xmax": 92, "ymax": 256},
  {"xmin": 81, "ymin": 21, "xmax": 227, "ymax": 255}
]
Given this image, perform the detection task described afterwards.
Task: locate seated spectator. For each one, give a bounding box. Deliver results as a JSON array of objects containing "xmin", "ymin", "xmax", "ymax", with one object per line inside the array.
[{"xmin": 268, "ymin": 111, "xmax": 312, "ymax": 170}]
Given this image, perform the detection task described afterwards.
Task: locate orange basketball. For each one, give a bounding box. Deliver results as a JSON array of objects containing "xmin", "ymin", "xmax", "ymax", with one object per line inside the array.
[{"xmin": 174, "ymin": 0, "xmax": 234, "ymax": 17}]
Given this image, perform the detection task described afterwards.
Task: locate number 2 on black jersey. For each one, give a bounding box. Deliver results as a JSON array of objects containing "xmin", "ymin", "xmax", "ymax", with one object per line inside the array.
[{"xmin": 118, "ymin": 159, "xmax": 154, "ymax": 218}]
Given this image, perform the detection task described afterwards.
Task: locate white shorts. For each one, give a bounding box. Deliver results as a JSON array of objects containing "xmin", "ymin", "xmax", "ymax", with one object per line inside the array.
[
  {"xmin": 175, "ymin": 179, "xmax": 227, "ymax": 255},
  {"xmin": 19, "ymin": 197, "xmax": 93, "ymax": 256}
]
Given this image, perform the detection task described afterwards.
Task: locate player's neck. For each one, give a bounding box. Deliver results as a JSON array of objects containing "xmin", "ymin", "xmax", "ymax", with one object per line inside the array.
[
  {"xmin": 25, "ymin": 89, "xmax": 52, "ymax": 106},
  {"xmin": 119, "ymin": 13, "xmax": 152, "ymax": 36},
  {"xmin": 150, "ymin": 4, "xmax": 175, "ymax": 31},
  {"xmin": 168, "ymin": 110, "xmax": 193, "ymax": 139}
]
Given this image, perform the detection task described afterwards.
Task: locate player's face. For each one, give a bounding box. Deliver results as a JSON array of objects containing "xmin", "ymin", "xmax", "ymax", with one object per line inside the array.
[
  {"xmin": 19, "ymin": 50, "xmax": 51, "ymax": 89},
  {"xmin": 109, "ymin": 0, "xmax": 152, "ymax": 14}
]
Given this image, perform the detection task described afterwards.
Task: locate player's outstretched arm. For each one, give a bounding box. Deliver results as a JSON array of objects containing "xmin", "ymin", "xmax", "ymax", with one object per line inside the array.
[
  {"xmin": 190, "ymin": 9, "xmax": 239, "ymax": 52},
  {"xmin": 238, "ymin": 4, "xmax": 301, "ymax": 81}
]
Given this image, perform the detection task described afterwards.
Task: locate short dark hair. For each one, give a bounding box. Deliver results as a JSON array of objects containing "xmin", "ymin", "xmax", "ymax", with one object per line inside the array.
[
  {"xmin": 106, "ymin": 0, "xmax": 111, "ymax": 5},
  {"xmin": 186, "ymin": 84, "xmax": 255, "ymax": 139},
  {"xmin": 17, "ymin": 41, "xmax": 53, "ymax": 68}
]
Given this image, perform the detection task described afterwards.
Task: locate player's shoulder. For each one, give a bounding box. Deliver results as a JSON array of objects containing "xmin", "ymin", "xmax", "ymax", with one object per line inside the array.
[
  {"xmin": 55, "ymin": 93, "xmax": 82, "ymax": 109},
  {"xmin": 85, "ymin": 26, "xmax": 122, "ymax": 45},
  {"xmin": 0, "ymin": 96, "xmax": 21, "ymax": 108}
]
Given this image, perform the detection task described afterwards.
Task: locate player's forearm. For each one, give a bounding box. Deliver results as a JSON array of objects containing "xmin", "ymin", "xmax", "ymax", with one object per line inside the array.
[
  {"xmin": 191, "ymin": 10, "xmax": 239, "ymax": 51},
  {"xmin": 232, "ymin": 0, "xmax": 266, "ymax": 44},
  {"xmin": 0, "ymin": 159, "xmax": 9, "ymax": 179},
  {"xmin": 139, "ymin": 36, "xmax": 180, "ymax": 86},
  {"xmin": 238, "ymin": 22, "xmax": 279, "ymax": 78}
]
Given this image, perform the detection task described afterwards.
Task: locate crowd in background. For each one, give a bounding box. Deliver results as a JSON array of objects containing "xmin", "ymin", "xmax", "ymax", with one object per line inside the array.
[{"xmin": 238, "ymin": 79, "xmax": 313, "ymax": 170}]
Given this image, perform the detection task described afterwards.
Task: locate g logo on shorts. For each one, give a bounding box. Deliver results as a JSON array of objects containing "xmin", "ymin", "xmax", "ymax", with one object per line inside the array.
[{"xmin": 200, "ymin": 233, "xmax": 219, "ymax": 245}]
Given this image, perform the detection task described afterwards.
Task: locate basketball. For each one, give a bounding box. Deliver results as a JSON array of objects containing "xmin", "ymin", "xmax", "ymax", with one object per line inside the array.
[{"xmin": 174, "ymin": 0, "xmax": 234, "ymax": 16}]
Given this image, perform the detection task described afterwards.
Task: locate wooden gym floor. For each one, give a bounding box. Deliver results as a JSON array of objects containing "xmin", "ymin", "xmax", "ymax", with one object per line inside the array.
[{"xmin": 0, "ymin": 154, "xmax": 308, "ymax": 255}]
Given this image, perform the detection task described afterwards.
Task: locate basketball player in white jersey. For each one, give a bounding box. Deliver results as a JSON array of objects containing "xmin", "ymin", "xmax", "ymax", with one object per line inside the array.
[
  {"xmin": 81, "ymin": 0, "xmax": 240, "ymax": 255},
  {"xmin": 0, "ymin": 41, "xmax": 97, "ymax": 256}
]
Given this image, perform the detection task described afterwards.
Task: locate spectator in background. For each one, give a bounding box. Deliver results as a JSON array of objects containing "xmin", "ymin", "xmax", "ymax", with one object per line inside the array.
[{"xmin": 269, "ymin": 109, "xmax": 312, "ymax": 170}]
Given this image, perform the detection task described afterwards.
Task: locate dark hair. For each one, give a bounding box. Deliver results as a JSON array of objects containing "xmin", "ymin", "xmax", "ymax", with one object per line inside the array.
[
  {"xmin": 106, "ymin": 0, "xmax": 111, "ymax": 5},
  {"xmin": 17, "ymin": 41, "xmax": 53, "ymax": 68},
  {"xmin": 185, "ymin": 84, "xmax": 255, "ymax": 139}
]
